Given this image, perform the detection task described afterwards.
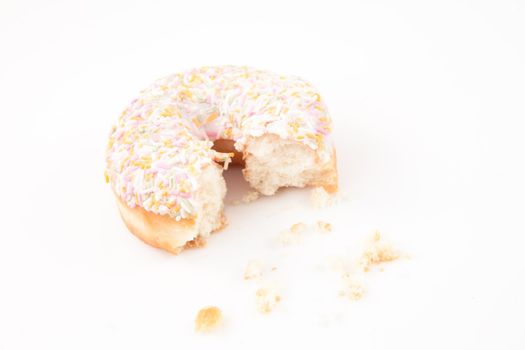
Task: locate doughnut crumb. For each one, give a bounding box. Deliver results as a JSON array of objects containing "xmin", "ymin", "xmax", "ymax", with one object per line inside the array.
[
  {"xmin": 316, "ymin": 221, "xmax": 332, "ymax": 233},
  {"xmin": 279, "ymin": 222, "xmax": 306, "ymax": 245},
  {"xmin": 290, "ymin": 222, "xmax": 307, "ymax": 234},
  {"xmin": 339, "ymin": 273, "xmax": 365, "ymax": 301},
  {"xmin": 244, "ymin": 260, "xmax": 263, "ymax": 280},
  {"xmin": 230, "ymin": 190, "xmax": 260, "ymax": 205},
  {"xmin": 195, "ymin": 306, "xmax": 222, "ymax": 332},
  {"xmin": 359, "ymin": 231, "xmax": 400, "ymax": 272},
  {"xmin": 256, "ymin": 287, "xmax": 281, "ymax": 313},
  {"xmin": 241, "ymin": 190, "xmax": 260, "ymax": 203}
]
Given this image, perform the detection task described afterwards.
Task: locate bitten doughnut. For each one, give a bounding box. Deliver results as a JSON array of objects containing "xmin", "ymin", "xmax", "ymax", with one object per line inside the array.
[{"xmin": 105, "ymin": 66, "xmax": 337, "ymax": 254}]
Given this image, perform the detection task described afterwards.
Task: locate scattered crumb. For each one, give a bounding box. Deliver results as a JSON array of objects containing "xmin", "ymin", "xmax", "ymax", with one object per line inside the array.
[
  {"xmin": 256, "ymin": 287, "xmax": 281, "ymax": 313},
  {"xmin": 316, "ymin": 220, "xmax": 332, "ymax": 233},
  {"xmin": 324, "ymin": 256, "xmax": 365, "ymax": 301},
  {"xmin": 358, "ymin": 231, "xmax": 400, "ymax": 272},
  {"xmin": 278, "ymin": 222, "xmax": 307, "ymax": 245},
  {"xmin": 339, "ymin": 273, "xmax": 365, "ymax": 301},
  {"xmin": 244, "ymin": 260, "xmax": 263, "ymax": 280},
  {"xmin": 271, "ymin": 266, "xmax": 278, "ymax": 272},
  {"xmin": 279, "ymin": 230, "xmax": 299, "ymax": 245},
  {"xmin": 241, "ymin": 190, "xmax": 259, "ymax": 203},
  {"xmin": 227, "ymin": 190, "xmax": 259, "ymax": 206},
  {"xmin": 332, "ymin": 231, "xmax": 402, "ymax": 302},
  {"xmin": 310, "ymin": 186, "xmax": 331, "ymax": 208},
  {"xmin": 290, "ymin": 222, "xmax": 307, "ymax": 234},
  {"xmin": 195, "ymin": 306, "xmax": 222, "ymax": 332}
]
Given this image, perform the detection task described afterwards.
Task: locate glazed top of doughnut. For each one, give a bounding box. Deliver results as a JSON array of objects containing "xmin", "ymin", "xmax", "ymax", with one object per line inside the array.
[{"xmin": 106, "ymin": 66, "xmax": 333, "ymax": 220}]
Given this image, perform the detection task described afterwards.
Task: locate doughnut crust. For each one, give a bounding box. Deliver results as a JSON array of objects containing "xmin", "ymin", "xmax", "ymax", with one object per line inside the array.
[{"xmin": 116, "ymin": 194, "xmax": 226, "ymax": 254}]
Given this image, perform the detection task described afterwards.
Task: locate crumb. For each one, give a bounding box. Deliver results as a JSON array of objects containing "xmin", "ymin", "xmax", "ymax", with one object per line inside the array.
[
  {"xmin": 256, "ymin": 287, "xmax": 281, "ymax": 313},
  {"xmin": 227, "ymin": 190, "xmax": 259, "ymax": 206},
  {"xmin": 278, "ymin": 222, "xmax": 306, "ymax": 245},
  {"xmin": 310, "ymin": 186, "xmax": 331, "ymax": 208},
  {"xmin": 358, "ymin": 231, "xmax": 400, "ymax": 272},
  {"xmin": 290, "ymin": 222, "xmax": 307, "ymax": 234},
  {"xmin": 325, "ymin": 256, "xmax": 364, "ymax": 301},
  {"xmin": 316, "ymin": 221, "xmax": 332, "ymax": 233},
  {"xmin": 195, "ymin": 306, "xmax": 222, "ymax": 332},
  {"xmin": 271, "ymin": 266, "xmax": 277, "ymax": 271},
  {"xmin": 339, "ymin": 273, "xmax": 365, "ymax": 301},
  {"xmin": 241, "ymin": 190, "xmax": 259, "ymax": 203},
  {"xmin": 244, "ymin": 260, "xmax": 263, "ymax": 280}
]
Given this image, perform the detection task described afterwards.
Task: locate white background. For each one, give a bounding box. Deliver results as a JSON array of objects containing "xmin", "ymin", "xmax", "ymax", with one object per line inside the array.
[{"xmin": 1, "ymin": 0, "xmax": 524, "ymax": 349}]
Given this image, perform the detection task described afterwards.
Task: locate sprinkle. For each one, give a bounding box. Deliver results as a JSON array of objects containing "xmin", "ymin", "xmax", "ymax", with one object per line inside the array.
[
  {"xmin": 179, "ymin": 198, "xmax": 194, "ymax": 215},
  {"xmin": 160, "ymin": 105, "xmax": 177, "ymax": 117},
  {"xmin": 205, "ymin": 112, "xmax": 218, "ymax": 123},
  {"xmin": 223, "ymin": 157, "xmax": 231, "ymax": 170}
]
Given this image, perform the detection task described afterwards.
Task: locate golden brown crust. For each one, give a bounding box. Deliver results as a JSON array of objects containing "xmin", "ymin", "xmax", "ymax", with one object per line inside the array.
[
  {"xmin": 116, "ymin": 195, "xmax": 200, "ymax": 254},
  {"xmin": 116, "ymin": 194, "xmax": 228, "ymax": 254},
  {"xmin": 184, "ymin": 235, "xmax": 207, "ymax": 250}
]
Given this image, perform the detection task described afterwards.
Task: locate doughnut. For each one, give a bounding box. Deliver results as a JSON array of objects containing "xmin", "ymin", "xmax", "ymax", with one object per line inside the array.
[{"xmin": 105, "ymin": 66, "xmax": 338, "ymax": 254}]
